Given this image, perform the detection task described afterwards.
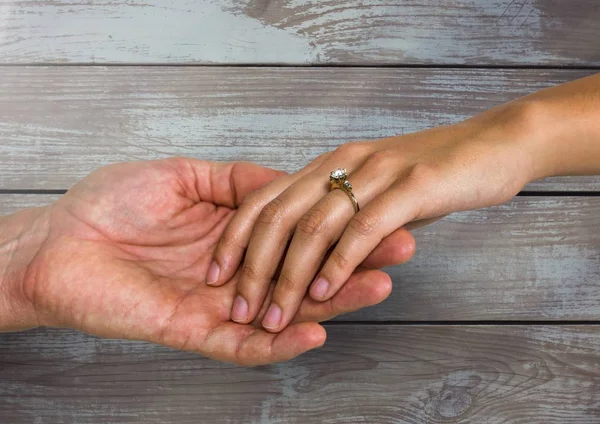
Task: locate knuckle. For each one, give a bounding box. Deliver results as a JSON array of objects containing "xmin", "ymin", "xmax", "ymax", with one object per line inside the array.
[
  {"xmin": 257, "ymin": 197, "xmax": 286, "ymax": 226},
  {"xmin": 241, "ymin": 190, "xmax": 264, "ymax": 208},
  {"xmin": 297, "ymin": 207, "xmax": 329, "ymax": 237},
  {"xmin": 241, "ymin": 188, "xmax": 274, "ymax": 215},
  {"xmin": 364, "ymin": 150, "xmax": 391, "ymax": 168},
  {"xmin": 233, "ymin": 341, "xmax": 248, "ymax": 366},
  {"xmin": 334, "ymin": 141, "xmax": 369, "ymax": 159},
  {"xmin": 348, "ymin": 211, "xmax": 380, "ymax": 237},
  {"xmin": 277, "ymin": 271, "xmax": 302, "ymax": 293},
  {"xmin": 406, "ymin": 163, "xmax": 438, "ymax": 188},
  {"xmin": 240, "ymin": 262, "xmax": 262, "ymax": 285},
  {"xmin": 329, "ymin": 249, "xmax": 350, "ymax": 270}
]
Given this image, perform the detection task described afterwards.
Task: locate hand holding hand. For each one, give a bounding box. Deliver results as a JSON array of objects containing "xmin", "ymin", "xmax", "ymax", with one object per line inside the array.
[
  {"xmin": 11, "ymin": 158, "xmax": 414, "ymax": 365},
  {"xmin": 211, "ymin": 101, "xmax": 544, "ymax": 333}
]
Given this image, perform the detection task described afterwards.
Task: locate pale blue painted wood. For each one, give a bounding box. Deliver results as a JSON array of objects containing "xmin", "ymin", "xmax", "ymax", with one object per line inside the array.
[
  {"xmin": 0, "ymin": 0, "xmax": 598, "ymax": 65},
  {"xmin": 0, "ymin": 66, "xmax": 597, "ymax": 190},
  {"xmin": 1, "ymin": 326, "xmax": 600, "ymax": 423}
]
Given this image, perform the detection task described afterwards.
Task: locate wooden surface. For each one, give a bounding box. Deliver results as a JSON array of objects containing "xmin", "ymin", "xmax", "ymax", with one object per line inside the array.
[
  {"xmin": 3, "ymin": 194, "xmax": 600, "ymax": 321},
  {"xmin": 2, "ymin": 325, "xmax": 600, "ymax": 423},
  {"xmin": 1, "ymin": 0, "xmax": 599, "ymax": 65},
  {"xmin": 0, "ymin": 66, "xmax": 598, "ymax": 190},
  {"xmin": 2, "ymin": 1, "xmax": 600, "ymax": 423}
]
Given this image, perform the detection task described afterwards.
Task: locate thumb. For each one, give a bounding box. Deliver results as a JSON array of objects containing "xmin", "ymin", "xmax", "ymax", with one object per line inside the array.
[
  {"xmin": 185, "ymin": 158, "xmax": 287, "ymax": 208},
  {"xmin": 229, "ymin": 162, "xmax": 288, "ymax": 206}
]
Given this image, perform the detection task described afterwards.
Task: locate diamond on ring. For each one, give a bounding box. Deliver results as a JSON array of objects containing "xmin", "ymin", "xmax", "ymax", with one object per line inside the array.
[
  {"xmin": 330, "ymin": 168, "xmax": 347, "ymax": 181},
  {"xmin": 329, "ymin": 168, "xmax": 359, "ymax": 213}
]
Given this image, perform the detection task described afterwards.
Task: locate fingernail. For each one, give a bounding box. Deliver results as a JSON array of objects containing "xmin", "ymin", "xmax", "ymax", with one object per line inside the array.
[
  {"xmin": 262, "ymin": 304, "xmax": 282, "ymax": 330},
  {"xmin": 231, "ymin": 296, "xmax": 249, "ymax": 322},
  {"xmin": 206, "ymin": 261, "xmax": 220, "ymax": 285},
  {"xmin": 311, "ymin": 277, "xmax": 330, "ymax": 300}
]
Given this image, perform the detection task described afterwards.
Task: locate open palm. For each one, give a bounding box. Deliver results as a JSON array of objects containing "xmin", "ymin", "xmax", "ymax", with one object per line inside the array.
[{"xmin": 24, "ymin": 158, "xmax": 414, "ymax": 365}]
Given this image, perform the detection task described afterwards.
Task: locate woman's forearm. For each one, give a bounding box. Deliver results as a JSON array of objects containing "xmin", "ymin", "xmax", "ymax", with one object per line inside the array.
[
  {"xmin": 212, "ymin": 73, "xmax": 600, "ymax": 330},
  {"xmin": 517, "ymin": 73, "xmax": 600, "ymax": 180},
  {"xmin": 0, "ymin": 207, "xmax": 49, "ymax": 331}
]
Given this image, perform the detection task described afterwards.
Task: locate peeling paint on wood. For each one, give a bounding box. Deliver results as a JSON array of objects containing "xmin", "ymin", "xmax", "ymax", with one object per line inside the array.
[
  {"xmin": 2, "ymin": 1, "xmax": 600, "ymax": 421},
  {"xmin": 2, "ymin": 325, "xmax": 600, "ymax": 423},
  {"xmin": 0, "ymin": 66, "xmax": 597, "ymax": 190},
  {"xmin": 0, "ymin": 0, "xmax": 599, "ymax": 65}
]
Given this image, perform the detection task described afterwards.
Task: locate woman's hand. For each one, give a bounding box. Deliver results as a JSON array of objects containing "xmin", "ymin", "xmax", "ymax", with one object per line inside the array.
[
  {"xmin": 210, "ymin": 99, "xmax": 550, "ymax": 333},
  {"xmin": 3, "ymin": 158, "xmax": 415, "ymax": 365}
]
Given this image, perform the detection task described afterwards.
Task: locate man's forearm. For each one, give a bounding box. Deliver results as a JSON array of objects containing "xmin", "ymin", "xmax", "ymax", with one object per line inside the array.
[{"xmin": 0, "ymin": 206, "xmax": 49, "ymax": 331}]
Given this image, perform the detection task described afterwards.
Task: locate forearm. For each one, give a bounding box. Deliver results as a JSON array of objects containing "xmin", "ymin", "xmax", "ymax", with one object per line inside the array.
[
  {"xmin": 516, "ymin": 73, "xmax": 600, "ymax": 179},
  {"xmin": 0, "ymin": 207, "xmax": 49, "ymax": 332}
]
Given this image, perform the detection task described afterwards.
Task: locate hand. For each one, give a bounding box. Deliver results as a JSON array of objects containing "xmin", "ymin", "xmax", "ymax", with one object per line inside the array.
[
  {"xmin": 210, "ymin": 101, "xmax": 544, "ymax": 332},
  {"xmin": 19, "ymin": 158, "xmax": 415, "ymax": 365}
]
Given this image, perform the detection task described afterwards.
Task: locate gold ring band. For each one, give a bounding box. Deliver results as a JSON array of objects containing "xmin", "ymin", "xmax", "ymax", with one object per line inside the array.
[{"xmin": 329, "ymin": 168, "xmax": 360, "ymax": 213}]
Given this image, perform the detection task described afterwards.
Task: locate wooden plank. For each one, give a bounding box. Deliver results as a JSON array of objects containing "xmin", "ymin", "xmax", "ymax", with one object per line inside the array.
[
  {"xmin": 377, "ymin": 196, "xmax": 600, "ymax": 321},
  {"xmin": 0, "ymin": 66, "xmax": 598, "ymax": 190},
  {"xmin": 2, "ymin": 194, "xmax": 599, "ymax": 321},
  {"xmin": 1, "ymin": 1, "xmax": 599, "ymax": 65},
  {"xmin": 1, "ymin": 325, "xmax": 600, "ymax": 423}
]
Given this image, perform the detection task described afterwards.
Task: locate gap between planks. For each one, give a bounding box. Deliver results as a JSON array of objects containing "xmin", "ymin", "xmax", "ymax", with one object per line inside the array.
[
  {"xmin": 325, "ymin": 321, "xmax": 600, "ymax": 326},
  {"xmin": 2, "ymin": 190, "xmax": 600, "ymax": 196},
  {"xmin": 0, "ymin": 64, "xmax": 599, "ymax": 70}
]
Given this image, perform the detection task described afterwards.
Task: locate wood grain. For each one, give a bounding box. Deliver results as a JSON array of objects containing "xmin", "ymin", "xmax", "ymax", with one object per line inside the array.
[
  {"xmin": 1, "ymin": 66, "xmax": 598, "ymax": 190},
  {"xmin": 1, "ymin": 1, "xmax": 599, "ymax": 65},
  {"xmin": 3, "ymin": 194, "xmax": 599, "ymax": 321},
  {"xmin": 1, "ymin": 325, "xmax": 600, "ymax": 423},
  {"xmin": 3, "ymin": 2, "xmax": 599, "ymax": 421}
]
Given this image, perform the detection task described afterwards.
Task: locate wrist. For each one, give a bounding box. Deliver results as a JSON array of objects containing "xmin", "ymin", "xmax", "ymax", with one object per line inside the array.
[
  {"xmin": 0, "ymin": 206, "xmax": 50, "ymax": 331},
  {"xmin": 504, "ymin": 99, "xmax": 557, "ymax": 182},
  {"xmin": 470, "ymin": 98, "xmax": 558, "ymax": 184}
]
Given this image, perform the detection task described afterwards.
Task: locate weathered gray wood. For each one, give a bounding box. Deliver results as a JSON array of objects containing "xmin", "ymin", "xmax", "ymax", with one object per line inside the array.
[
  {"xmin": 0, "ymin": 66, "xmax": 598, "ymax": 190},
  {"xmin": 3, "ymin": 194, "xmax": 599, "ymax": 321},
  {"xmin": 1, "ymin": 325, "xmax": 600, "ymax": 423},
  {"xmin": 1, "ymin": 0, "xmax": 599, "ymax": 65},
  {"xmin": 378, "ymin": 195, "xmax": 600, "ymax": 321}
]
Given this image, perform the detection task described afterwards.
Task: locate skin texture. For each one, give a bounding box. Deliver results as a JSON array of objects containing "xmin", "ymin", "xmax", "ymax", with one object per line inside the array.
[
  {"xmin": 0, "ymin": 158, "xmax": 415, "ymax": 366},
  {"xmin": 210, "ymin": 73, "xmax": 600, "ymax": 333}
]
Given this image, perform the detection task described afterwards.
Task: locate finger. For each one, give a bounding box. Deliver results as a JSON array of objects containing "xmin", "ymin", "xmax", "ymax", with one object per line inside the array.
[
  {"xmin": 233, "ymin": 147, "xmax": 374, "ymax": 325},
  {"xmin": 200, "ymin": 321, "xmax": 326, "ymax": 366},
  {"xmin": 208, "ymin": 154, "xmax": 331, "ymax": 287},
  {"xmin": 290, "ymin": 269, "xmax": 392, "ymax": 324},
  {"xmin": 310, "ymin": 181, "xmax": 424, "ymax": 302},
  {"xmin": 262, "ymin": 156, "xmax": 397, "ymax": 332},
  {"xmin": 267, "ymin": 227, "xmax": 415, "ymax": 280},
  {"xmin": 359, "ymin": 227, "xmax": 416, "ymax": 269},
  {"xmin": 231, "ymin": 170, "xmax": 334, "ymax": 324}
]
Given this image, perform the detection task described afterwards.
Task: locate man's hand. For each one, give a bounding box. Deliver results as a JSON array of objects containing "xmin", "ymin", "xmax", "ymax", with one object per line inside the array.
[{"xmin": 2, "ymin": 158, "xmax": 415, "ymax": 365}]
